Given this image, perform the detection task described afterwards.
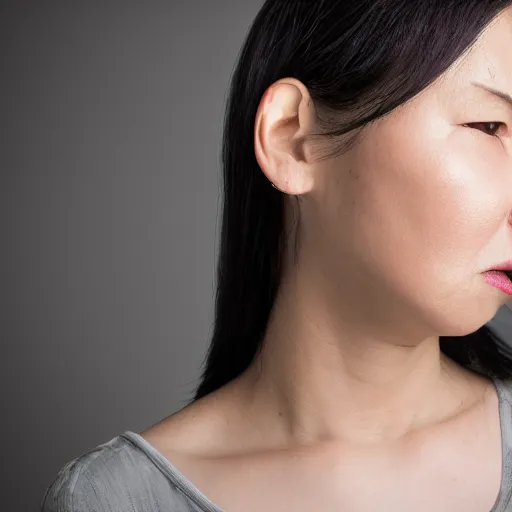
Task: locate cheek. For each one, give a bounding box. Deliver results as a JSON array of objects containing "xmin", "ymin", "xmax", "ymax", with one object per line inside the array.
[
  {"xmin": 349, "ymin": 126, "xmax": 507, "ymax": 288},
  {"xmin": 432, "ymin": 131, "xmax": 509, "ymax": 243},
  {"xmin": 312, "ymin": 116, "xmax": 511, "ymax": 333}
]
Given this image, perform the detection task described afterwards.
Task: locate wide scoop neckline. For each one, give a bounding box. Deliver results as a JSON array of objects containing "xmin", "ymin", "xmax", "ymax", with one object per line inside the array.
[{"xmin": 121, "ymin": 376, "xmax": 509, "ymax": 512}]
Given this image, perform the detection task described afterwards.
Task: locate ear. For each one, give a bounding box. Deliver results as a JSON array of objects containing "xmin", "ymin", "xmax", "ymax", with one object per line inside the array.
[{"xmin": 254, "ymin": 78, "xmax": 318, "ymax": 195}]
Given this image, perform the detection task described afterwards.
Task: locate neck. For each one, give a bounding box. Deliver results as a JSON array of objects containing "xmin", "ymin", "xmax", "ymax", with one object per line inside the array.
[{"xmin": 237, "ymin": 263, "xmax": 485, "ymax": 448}]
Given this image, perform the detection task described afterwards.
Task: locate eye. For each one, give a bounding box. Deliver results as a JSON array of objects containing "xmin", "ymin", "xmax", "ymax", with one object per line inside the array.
[{"xmin": 463, "ymin": 121, "xmax": 505, "ymax": 137}]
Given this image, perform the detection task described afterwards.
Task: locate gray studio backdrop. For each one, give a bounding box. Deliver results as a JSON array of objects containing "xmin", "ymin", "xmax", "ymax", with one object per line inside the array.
[
  {"xmin": 2, "ymin": 2, "xmax": 263, "ymax": 511},
  {"xmin": 2, "ymin": 2, "xmax": 512, "ymax": 511}
]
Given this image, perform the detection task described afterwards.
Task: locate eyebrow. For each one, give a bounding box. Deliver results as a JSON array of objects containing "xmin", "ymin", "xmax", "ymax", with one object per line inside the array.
[{"xmin": 471, "ymin": 81, "xmax": 512, "ymax": 110}]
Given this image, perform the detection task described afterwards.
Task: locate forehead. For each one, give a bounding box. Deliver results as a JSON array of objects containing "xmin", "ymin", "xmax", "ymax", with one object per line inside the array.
[{"xmin": 442, "ymin": 7, "xmax": 512, "ymax": 94}]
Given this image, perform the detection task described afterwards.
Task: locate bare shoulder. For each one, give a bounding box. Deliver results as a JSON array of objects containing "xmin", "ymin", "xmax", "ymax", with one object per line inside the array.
[{"xmin": 138, "ymin": 380, "xmax": 240, "ymax": 459}]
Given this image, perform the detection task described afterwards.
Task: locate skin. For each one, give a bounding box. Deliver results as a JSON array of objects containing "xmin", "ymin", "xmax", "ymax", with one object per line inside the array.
[
  {"xmin": 247, "ymin": 8, "xmax": 512, "ymax": 446},
  {"xmin": 140, "ymin": 7, "xmax": 512, "ymax": 511}
]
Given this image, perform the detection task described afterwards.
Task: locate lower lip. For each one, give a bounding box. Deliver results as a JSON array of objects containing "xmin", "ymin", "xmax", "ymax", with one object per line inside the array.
[{"xmin": 482, "ymin": 270, "xmax": 512, "ymax": 295}]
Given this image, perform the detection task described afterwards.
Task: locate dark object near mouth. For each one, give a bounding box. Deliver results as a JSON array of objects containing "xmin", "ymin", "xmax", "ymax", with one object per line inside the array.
[{"xmin": 503, "ymin": 270, "xmax": 512, "ymax": 281}]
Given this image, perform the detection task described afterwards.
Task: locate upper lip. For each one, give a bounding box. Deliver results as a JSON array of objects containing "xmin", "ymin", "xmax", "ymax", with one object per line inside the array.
[{"xmin": 487, "ymin": 259, "xmax": 512, "ymax": 271}]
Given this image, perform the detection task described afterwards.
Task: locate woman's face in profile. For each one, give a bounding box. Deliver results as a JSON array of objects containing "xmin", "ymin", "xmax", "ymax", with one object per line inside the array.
[{"xmin": 305, "ymin": 8, "xmax": 512, "ymax": 337}]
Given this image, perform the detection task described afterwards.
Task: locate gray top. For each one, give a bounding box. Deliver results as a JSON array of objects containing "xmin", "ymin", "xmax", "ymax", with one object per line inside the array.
[{"xmin": 41, "ymin": 377, "xmax": 512, "ymax": 512}]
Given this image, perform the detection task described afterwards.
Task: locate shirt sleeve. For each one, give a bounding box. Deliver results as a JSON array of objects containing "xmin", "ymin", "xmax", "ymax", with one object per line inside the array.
[
  {"xmin": 39, "ymin": 435, "xmax": 205, "ymax": 512},
  {"xmin": 40, "ymin": 459, "xmax": 104, "ymax": 512}
]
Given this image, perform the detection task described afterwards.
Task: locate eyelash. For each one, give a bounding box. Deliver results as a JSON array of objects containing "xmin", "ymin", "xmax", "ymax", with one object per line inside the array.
[{"xmin": 463, "ymin": 121, "xmax": 505, "ymax": 137}]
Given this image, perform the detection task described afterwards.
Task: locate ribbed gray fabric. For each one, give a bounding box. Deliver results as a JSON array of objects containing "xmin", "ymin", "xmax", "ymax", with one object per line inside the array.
[{"xmin": 41, "ymin": 377, "xmax": 512, "ymax": 512}]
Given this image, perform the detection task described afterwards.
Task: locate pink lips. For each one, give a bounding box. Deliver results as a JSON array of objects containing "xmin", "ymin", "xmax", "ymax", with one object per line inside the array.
[{"xmin": 482, "ymin": 270, "xmax": 512, "ymax": 295}]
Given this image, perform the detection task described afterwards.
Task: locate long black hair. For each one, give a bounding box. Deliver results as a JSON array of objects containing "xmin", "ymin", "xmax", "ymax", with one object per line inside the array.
[{"xmin": 191, "ymin": 0, "xmax": 512, "ymax": 403}]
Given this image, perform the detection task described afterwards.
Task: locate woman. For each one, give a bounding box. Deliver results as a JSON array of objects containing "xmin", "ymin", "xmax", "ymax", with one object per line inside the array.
[{"xmin": 42, "ymin": 1, "xmax": 512, "ymax": 511}]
